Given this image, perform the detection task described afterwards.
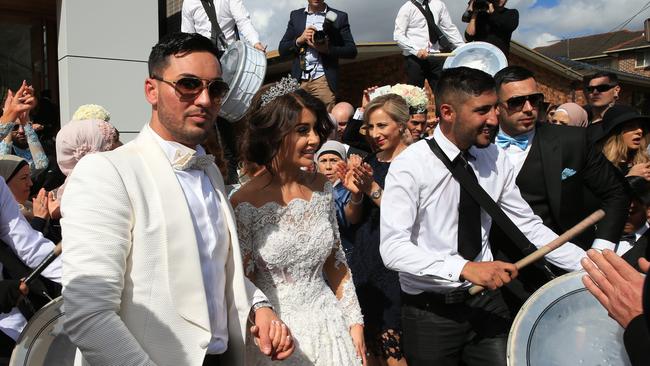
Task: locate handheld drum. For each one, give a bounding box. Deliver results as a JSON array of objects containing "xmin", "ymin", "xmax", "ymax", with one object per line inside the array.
[
  {"xmin": 10, "ymin": 297, "xmax": 76, "ymax": 366},
  {"xmin": 219, "ymin": 41, "xmax": 267, "ymax": 122},
  {"xmin": 442, "ymin": 41, "xmax": 508, "ymax": 76},
  {"xmin": 508, "ymin": 271, "xmax": 633, "ymax": 366}
]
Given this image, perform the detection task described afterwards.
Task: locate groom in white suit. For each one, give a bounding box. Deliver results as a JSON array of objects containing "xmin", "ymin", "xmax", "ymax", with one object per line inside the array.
[{"xmin": 60, "ymin": 32, "xmax": 293, "ymax": 365}]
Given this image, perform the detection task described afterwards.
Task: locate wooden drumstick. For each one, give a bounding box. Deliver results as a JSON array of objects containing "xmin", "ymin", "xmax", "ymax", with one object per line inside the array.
[
  {"xmin": 468, "ymin": 209, "xmax": 606, "ymax": 296},
  {"xmin": 23, "ymin": 242, "xmax": 62, "ymax": 286},
  {"xmin": 429, "ymin": 52, "xmax": 455, "ymax": 58}
]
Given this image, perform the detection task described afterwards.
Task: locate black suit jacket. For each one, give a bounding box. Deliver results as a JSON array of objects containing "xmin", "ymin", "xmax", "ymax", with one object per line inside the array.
[
  {"xmin": 491, "ymin": 124, "xmax": 629, "ymax": 306},
  {"xmin": 493, "ymin": 123, "xmax": 629, "ymax": 250},
  {"xmin": 278, "ymin": 7, "xmax": 357, "ymax": 93}
]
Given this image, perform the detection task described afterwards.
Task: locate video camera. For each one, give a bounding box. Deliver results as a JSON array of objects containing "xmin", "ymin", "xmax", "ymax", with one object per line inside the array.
[
  {"xmin": 313, "ymin": 11, "xmax": 338, "ymax": 46},
  {"xmin": 474, "ymin": 0, "xmax": 499, "ymax": 12}
]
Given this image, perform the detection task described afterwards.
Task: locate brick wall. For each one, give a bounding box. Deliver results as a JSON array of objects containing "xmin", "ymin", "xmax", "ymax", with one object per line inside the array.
[
  {"xmin": 336, "ymin": 54, "xmax": 408, "ymax": 106},
  {"xmin": 618, "ymin": 52, "xmax": 650, "ymax": 78}
]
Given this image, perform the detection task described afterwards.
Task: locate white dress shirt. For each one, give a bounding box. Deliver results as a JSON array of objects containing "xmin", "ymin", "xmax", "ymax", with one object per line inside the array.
[
  {"xmin": 380, "ymin": 128, "xmax": 586, "ymax": 295},
  {"xmin": 615, "ymin": 222, "xmax": 649, "ymax": 256},
  {"xmin": 301, "ymin": 6, "xmax": 326, "ymax": 81},
  {"xmin": 151, "ymin": 127, "xmax": 229, "ymax": 354},
  {"xmin": 0, "ymin": 177, "xmax": 61, "ymax": 340},
  {"xmin": 181, "ymin": 0, "xmax": 261, "ymax": 49},
  {"xmin": 497, "ymin": 128, "xmax": 616, "ymax": 251},
  {"xmin": 394, "ymin": 0, "xmax": 465, "ymax": 56}
]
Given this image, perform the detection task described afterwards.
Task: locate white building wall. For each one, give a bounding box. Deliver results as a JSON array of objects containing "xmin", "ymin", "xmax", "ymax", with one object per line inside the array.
[{"xmin": 57, "ymin": 0, "xmax": 159, "ymax": 141}]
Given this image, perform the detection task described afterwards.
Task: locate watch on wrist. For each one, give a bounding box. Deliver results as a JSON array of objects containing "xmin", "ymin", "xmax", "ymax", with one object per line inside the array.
[{"xmin": 370, "ymin": 188, "xmax": 382, "ymax": 200}]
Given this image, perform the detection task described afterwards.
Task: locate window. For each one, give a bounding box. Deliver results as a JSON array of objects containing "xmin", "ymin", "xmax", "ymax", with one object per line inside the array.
[{"xmin": 636, "ymin": 50, "xmax": 650, "ymax": 68}]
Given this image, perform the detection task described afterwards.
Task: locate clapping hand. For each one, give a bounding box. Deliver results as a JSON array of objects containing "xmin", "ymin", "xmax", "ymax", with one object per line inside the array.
[
  {"xmin": 32, "ymin": 189, "xmax": 49, "ymax": 220},
  {"xmin": 2, "ymin": 81, "xmax": 36, "ymax": 122},
  {"xmin": 336, "ymin": 155, "xmax": 374, "ymax": 194},
  {"xmin": 250, "ymin": 307, "xmax": 295, "ymax": 360}
]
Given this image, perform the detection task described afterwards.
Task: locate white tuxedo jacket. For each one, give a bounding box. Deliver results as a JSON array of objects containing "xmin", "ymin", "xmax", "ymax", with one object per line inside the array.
[{"xmin": 61, "ymin": 125, "xmax": 259, "ymax": 365}]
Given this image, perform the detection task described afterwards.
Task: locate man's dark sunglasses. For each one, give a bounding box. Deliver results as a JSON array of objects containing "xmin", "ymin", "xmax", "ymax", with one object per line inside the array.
[
  {"xmin": 151, "ymin": 75, "xmax": 229, "ymax": 102},
  {"xmin": 504, "ymin": 93, "xmax": 545, "ymax": 111},
  {"xmin": 584, "ymin": 84, "xmax": 617, "ymax": 94}
]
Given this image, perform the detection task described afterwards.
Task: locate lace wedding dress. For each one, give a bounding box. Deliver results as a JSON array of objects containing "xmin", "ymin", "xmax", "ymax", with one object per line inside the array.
[{"xmin": 235, "ymin": 182, "xmax": 364, "ymax": 366}]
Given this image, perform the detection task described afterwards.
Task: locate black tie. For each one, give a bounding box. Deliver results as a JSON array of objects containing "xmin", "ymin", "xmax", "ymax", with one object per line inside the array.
[
  {"xmin": 455, "ymin": 151, "xmax": 482, "ymax": 260},
  {"xmin": 420, "ymin": 0, "xmax": 454, "ymax": 52}
]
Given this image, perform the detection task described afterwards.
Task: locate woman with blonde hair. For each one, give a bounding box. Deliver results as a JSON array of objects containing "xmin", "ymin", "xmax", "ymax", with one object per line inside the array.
[
  {"xmin": 595, "ymin": 105, "xmax": 650, "ymax": 179},
  {"xmin": 338, "ymin": 92, "xmax": 411, "ymax": 366}
]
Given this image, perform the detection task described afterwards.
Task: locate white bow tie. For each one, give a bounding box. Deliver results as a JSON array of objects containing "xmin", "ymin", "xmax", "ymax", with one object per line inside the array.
[{"xmin": 172, "ymin": 152, "xmax": 215, "ymax": 171}]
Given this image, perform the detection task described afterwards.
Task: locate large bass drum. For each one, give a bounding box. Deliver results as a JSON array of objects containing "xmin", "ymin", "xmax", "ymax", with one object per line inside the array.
[
  {"xmin": 219, "ymin": 40, "xmax": 267, "ymax": 122},
  {"xmin": 10, "ymin": 297, "xmax": 76, "ymax": 366},
  {"xmin": 508, "ymin": 271, "xmax": 632, "ymax": 366}
]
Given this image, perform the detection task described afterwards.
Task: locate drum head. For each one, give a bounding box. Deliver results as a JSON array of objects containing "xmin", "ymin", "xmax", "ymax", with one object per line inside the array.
[
  {"xmin": 220, "ymin": 41, "xmax": 245, "ymax": 95},
  {"xmin": 10, "ymin": 297, "xmax": 76, "ymax": 366},
  {"xmin": 443, "ymin": 41, "xmax": 508, "ymax": 76},
  {"xmin": 508, "ymin": 271, "xmax": 632, "ymax": 366},
  {"xmin": 218, "ymin": 41, "xmax": 267, "ymax": 122}
]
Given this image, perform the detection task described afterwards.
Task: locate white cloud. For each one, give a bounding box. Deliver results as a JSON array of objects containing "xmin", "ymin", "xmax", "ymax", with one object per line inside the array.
[
  {"xmin": 529, "ymin": 32, "xmax": 560, "ymax": 49},
  {"xmin": 245, "ymin": 0, "xmax": 650, "ymax": 51}
]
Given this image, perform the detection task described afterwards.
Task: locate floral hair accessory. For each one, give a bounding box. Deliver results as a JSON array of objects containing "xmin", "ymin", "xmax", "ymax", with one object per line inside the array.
[
  {"xmin": 261, "ymin": 76, "xmax": 300, "ymax": 107},
  {"xmin": 390, "ymin": 84, "xmax": 428, "ymax": 115},
  {"xmin": 72, "ymin": 104, "xmax": 111, "ymax": 122}
]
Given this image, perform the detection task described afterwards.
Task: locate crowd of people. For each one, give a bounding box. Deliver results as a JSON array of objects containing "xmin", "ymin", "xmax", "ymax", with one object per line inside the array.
[{"xmin": 0, "ymin": 0, "xmax": 648, "ymax": 366}]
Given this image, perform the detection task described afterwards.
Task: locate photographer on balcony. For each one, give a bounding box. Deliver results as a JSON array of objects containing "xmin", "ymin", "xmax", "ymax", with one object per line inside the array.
[
  {"xmin": 279, "ymin": 0, "xmax": 357, "ymax": 111},
  {"xmin": 462, "ymin": 0, "xmax": 519, "ymax": 57}
]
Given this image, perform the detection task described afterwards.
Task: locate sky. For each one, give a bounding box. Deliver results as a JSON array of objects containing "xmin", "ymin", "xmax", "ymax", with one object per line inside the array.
[{"xmin": 244, "ymin": 0, "xmax": 650, "ymax": 52}]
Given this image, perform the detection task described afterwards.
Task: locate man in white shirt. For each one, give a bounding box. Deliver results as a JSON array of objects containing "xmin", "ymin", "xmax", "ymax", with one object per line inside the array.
[
  {"xmin": 394, "ymin": 0, "xmax": 465, "ymax": 89},
  {"xmin": 181, "ymin": 0, "xmax": 266, "ymax": 53},
  {"xmin": 380, "ymin": 67, "xmax": 585, "ymax": 365},
  {"xmin": 0, "ymin": 177, "xmax": 61, "ymax": 352},
  {"xmin": 61, "ymin": 33, "xmax": 292, "ymax": 366}
]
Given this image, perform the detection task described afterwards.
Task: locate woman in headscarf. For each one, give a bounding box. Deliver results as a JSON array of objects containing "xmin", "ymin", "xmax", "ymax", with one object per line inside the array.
[
  {"xmin": 549, "ymin": 103, "xmax": 589, "ymax": 127},
  {"xmin": 55, "ymin": 119, "xmax": 120, "ymax": 201},
  {"xmin": 0, "ymin": 155, "xmax": 59, "ymax": 242}
]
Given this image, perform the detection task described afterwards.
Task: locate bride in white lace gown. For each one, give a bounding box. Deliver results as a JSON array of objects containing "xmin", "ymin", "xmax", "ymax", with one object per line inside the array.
[{"xmin": 231, "ymin": 85, "xmax": 366, "ymax": 366}]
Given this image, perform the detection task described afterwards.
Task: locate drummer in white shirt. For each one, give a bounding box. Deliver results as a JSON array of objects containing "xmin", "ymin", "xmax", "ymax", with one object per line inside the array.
[
  {"xmin": 181, "ymin": 0, "xmax": 266, "ymax": 53},
  {"xmin": 394, "ymin": 0, "xmax": 465, "ymax": 88},
  {"xmin": 380, "ymin": 67, "xmax": 586, "ymax": 366},
  {"xmin": 0, "ymin": 177, "xmax": 60, "ymax": 352}
]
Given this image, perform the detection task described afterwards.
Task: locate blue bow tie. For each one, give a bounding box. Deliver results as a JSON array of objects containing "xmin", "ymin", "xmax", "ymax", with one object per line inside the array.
[{"xmin": 495, "ymin": 133, "xmax": 530, "ymax": 150}]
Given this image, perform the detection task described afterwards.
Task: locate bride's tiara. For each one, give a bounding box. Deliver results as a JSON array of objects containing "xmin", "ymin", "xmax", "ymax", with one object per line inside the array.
[{"xmin": 260, "ymin": 76, "xmax": 300, "ymax": 107}]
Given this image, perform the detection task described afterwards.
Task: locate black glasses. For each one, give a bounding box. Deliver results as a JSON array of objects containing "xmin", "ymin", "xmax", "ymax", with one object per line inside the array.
[
  {"xmin": 504, "ymin": 93, "xmax": 544, "ymax": 111},
  {"xmin": 585, "ymin": 84, "xmax": 617, "ymax": 94},
  {"xmin": 151, "ymin": 75, "xmax": 229, "ymax": 102}
]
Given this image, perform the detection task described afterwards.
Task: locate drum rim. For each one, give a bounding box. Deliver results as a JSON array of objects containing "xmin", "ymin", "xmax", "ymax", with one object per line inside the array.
[
  {"xmin": 507, "ymin": 271, "xmax": 629, "ymax": 366},
  {"xmin": 10, "ymin": 296, "xmax": 73, "ymax": 366}
]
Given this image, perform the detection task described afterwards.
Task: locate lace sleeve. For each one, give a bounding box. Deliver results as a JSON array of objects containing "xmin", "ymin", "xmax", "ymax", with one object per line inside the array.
[
  {"xmin": 327, "ymin": 186, "xmax": 364, "ymax": 327},
  {"xmin": 0, "ymin": 121, "xmax": 16, "ymax": 141},
  {"xmin": 235, "ymin": 205, "xmax": 256, "ymax": 276},
  {"xmin": 24, "ymin": 123, "xmax": 49, "ymax": 170}
]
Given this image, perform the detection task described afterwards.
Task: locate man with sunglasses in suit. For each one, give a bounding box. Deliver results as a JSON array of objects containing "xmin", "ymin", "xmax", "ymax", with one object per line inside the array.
[
  {"xmin": 491, "ymin": 65, "xmax": 630, "ymax": 310},
  {"xmin": 61, "ymin": 33, "xmax": 293, "ymax": 366}
]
